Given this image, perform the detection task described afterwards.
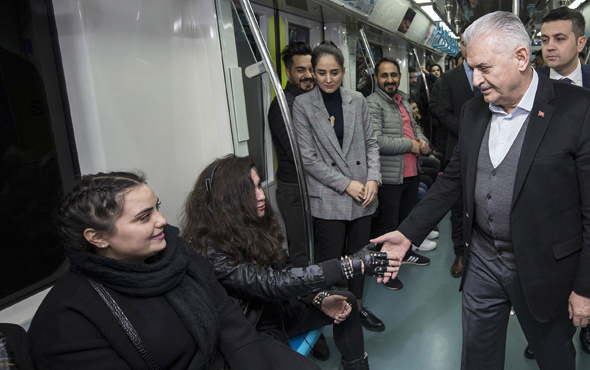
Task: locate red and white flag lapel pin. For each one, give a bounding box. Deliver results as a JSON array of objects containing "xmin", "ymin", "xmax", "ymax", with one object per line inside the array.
[{"xmin": 538, "ymin": 111, "xmax": 545, "ymax": 117}]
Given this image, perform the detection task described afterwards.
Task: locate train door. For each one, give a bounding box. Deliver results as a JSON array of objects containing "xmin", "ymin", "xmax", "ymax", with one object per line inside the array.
[{"xmin": 216, "ymin": 0, "xmax": 273, "ymax": 187}]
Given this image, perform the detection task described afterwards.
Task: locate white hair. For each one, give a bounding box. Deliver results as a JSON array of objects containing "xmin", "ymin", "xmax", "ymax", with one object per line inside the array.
[{"xmin": 464, "ymin": 11, "xmax": 531, "ymax": 57}]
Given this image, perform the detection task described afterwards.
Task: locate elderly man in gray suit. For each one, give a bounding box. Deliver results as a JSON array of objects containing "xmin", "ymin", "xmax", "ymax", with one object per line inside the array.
[{"xmin": 373, "ymin": 12, "xmax": 590, "ymax": 369}]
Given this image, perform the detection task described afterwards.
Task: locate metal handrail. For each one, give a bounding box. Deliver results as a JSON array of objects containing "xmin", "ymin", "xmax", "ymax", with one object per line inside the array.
[
  {"xmin": 238, "ymin": 0, "xmax": 315, "ymax": 264},
  {"xmin": 412, "ymin": 47, "xmax": 430, "ymax": 101},
  {"xmin": 358, "ymin": 28, "xmax": 375, "ymax": 72}
]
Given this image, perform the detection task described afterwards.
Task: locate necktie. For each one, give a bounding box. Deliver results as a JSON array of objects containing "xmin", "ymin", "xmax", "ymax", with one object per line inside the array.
[{"xmin": 560, "ymin": 77, "xmax": 574, "ymax": 84}]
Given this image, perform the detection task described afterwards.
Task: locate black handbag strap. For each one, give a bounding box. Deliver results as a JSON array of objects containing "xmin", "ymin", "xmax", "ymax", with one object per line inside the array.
[{"xmin": 83, "ymin": 276, "xmax": 159, "ymax": 370}]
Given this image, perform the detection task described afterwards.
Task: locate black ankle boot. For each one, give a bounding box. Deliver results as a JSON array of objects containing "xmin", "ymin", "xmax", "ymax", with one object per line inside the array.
[{"xmin": 340, "ymin": 352, "xmax": 369, "ymax": 370}]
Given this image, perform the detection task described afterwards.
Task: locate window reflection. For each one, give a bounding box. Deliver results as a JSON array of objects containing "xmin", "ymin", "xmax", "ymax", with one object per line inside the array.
[{"xmin": 0, "ymin": 0, "xmax": 76, "ymax": 308}]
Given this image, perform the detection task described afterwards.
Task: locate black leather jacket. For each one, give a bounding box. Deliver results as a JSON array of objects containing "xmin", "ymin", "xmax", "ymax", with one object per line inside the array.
[{"xmin": 205, "ymin": 244, "xmax": 345, "ymax": 327}]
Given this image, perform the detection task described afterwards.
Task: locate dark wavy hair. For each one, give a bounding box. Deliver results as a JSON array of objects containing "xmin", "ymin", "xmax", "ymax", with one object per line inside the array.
[
  {"xmin": 282, "ymin": 41, "xmax": 312, "ymax": 70},
  {"xmin": 56, "ymin": 172, "xmax": 147, "ymax": 252},
  {"xmin": 543, "ymin": 7, "xmax": 586, "ymax": 39},
  {"xmin": 311, "ymin": 40, "xmax": 344, "ymax": 69},
  {"xmin": 182, "ymin": 155, "xmax": 285, "ymax": 265}
]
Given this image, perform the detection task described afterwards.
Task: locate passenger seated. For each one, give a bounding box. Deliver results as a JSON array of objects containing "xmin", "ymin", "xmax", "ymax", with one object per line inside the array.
[
  {"xmin": 181, "ymin": 155, "xmax": 400, "ymax": 370},
  {"xmin": 27, "ymin": 171, "xmax": 308, "ymax": 369}
]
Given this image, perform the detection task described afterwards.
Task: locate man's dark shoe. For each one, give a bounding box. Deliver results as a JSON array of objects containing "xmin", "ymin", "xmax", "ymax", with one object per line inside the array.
[
  {"xmin": 524, "ymin": 345, "xmax": 535, "ymax": 359},
  {"xmin": 311, "ymin": 333, "xmax": 330, "ymax": 361},
  {"xmin": 451, "ymin": 255, "xmax": 464, "ymax": 278},
  {"xmin": 384, "ymin": 277, "xmax": 403, "ymax": 290},
  {"xmin": 402, "ymin": 250, "xmax": 430, "ymax": 265},
  {"xmin": 580, "ymin": 326, "xmax": 590, "ymax": 354},
  {"xmin": 359, "ymin": 307, "xmax": 385, "ymax": 332}
]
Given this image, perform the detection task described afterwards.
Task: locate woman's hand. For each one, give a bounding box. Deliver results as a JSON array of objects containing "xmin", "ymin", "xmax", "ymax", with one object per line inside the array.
[
  {"xmin": 319, "ymin": 294, "xmax": 352, "ymax": 324},
  {"xmin": 362, "ymin": 180, "xmax": 378, "ymax": 208},
  {"xmin": 346, "ymin": 180, "xmax": 365, "ymax": 202}
]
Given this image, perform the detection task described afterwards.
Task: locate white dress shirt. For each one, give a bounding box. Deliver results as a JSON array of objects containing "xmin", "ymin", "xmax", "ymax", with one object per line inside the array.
[
  {"xmin": 488, "ymin": 70, "xmax": 539, "ymax": 168},
  {"xmin": 549, "ymin": 60, "xmax": 583, "ymax": 87}
]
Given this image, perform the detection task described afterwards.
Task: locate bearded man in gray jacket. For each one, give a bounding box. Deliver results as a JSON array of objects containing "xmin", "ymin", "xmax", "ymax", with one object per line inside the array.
[{"xmin": 367, "ymin": 57, "xmax": 436, "ymax": 290}]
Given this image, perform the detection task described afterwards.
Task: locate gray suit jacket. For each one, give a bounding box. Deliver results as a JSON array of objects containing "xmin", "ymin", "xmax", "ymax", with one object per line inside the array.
[{"xmin": 293, "ymin": 86, "xmax": 381, "ymax": 221}]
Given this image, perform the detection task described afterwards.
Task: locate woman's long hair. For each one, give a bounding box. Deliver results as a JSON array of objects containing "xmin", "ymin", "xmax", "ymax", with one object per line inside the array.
[{"xmin": 181, "ymin": 155, "xmax": 285, "ymax": 265}]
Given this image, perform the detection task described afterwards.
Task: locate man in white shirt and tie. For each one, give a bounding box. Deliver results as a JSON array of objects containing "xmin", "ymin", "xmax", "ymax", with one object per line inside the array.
[
  {"xmin": 538, "ymin": 6, "xmax": 590, "ymax": 88},
  {"xmin": 533, "ymin": 6, "xmax": 590, "ymax": 358}
]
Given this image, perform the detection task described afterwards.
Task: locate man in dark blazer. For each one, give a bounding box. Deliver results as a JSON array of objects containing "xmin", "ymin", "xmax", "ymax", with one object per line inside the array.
[
  {"xmin": 373, "ymin": 11, "xmax": 590, "ymax": 370},
  {"xmin": 537, "ymin": 7, "xmax": 590, "ymax": 89},
  {"xmin": 532, "ymin": 6, "xmax": 590, "ymax": 357},
  {"xmin": 429, "ymin": 25, "xmax": 477, "ymax": 278}
]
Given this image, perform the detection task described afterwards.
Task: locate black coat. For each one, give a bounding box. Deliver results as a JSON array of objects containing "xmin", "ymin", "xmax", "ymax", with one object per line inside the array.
[
  {"xmin": 268, "ymin": 82, "xmax": 307, "ymax": 184},
  {"xmin": 205, "ymin": 244, "xmax": 345, "ymax": 327},
  {"xmin": 431, "ymin": 64, "xmax": 476, "ymax": 160},
  {"xmin": 28, "ymin": 230, "xmax": 275, "ymax": 370}
]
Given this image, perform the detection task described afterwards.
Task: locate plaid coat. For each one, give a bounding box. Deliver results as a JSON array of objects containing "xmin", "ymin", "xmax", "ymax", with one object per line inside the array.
[{"xmin": 293, "ymin": 86, "xmax": 381, "ymax": 221}]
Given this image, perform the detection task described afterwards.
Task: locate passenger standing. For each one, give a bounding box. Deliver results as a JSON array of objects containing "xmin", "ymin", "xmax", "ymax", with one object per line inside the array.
[
  {"xmin": 292, "ymin": 40, "xmax": 385, "ymax": 332},
  {"xmin": 538, "ymin": 7, "xmax": 590, "ymax": 88},
  {"xmin": 429, "ymin": 24, "xmax": 479, "ymax": 278},
  {"xmin": 532, "ymin": 6, "xmax": 590, "ymax": 357},
  {"xmin": 268, "ymin": 42, "xmax": 314, "ymax": 268},
  {"xmin": 373, "ymin": 12, "xmax": 590, "ymax": 370},
  {"xmin": 366, "ymin": 57, "xmax": 436, "ymax": 291}
]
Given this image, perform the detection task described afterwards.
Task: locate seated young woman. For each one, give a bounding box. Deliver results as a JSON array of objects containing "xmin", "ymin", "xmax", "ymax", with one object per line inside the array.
[
  {"xmin": 27, "ymin": 171, "xmax": 315, "ymax": 370},
  {"xmin": 181, "ymin": 155, "xmax": 400, "ymax": 370}
]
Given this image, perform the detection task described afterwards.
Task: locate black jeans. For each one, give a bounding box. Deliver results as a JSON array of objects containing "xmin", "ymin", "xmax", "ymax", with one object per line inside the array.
[
  {"xmin": 260, "ymin": 290, "xmax": 364, "ymax": 362},
  {"xmin": 313, "ymin": 216, "xmax": 372, "ymax": 299},
  {"xmin": 276, "ymin": 181, "xmax": 309, "ymax": 267},
  {"xmin": 373, "ymin": 176, "xmax": 419, "ymax": 237}
]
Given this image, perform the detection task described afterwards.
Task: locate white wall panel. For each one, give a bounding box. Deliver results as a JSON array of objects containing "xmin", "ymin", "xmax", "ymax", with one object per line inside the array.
[{"xmin": 53, "ymin": 0, "xmax": 233, "ymax": 224}]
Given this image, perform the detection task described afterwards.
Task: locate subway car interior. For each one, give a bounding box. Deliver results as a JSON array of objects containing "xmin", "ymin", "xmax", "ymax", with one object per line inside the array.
[{"xmin": 2, "ymin": 0, "xmax": 590, "ymax": 368}]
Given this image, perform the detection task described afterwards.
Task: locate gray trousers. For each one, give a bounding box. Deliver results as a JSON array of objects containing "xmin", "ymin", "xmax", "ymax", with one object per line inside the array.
[{"xmin": 462, "ymin": 249, "xmax": 576, "ymax": 370}]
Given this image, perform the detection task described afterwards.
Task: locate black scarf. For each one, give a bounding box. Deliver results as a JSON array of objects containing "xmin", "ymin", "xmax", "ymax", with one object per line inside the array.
[{"xmin": 67, "ymin": 224, "xmax": 220, "ymax": 369}]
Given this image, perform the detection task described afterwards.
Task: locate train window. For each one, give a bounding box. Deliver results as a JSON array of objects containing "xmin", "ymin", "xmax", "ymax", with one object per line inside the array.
[
  {"xmin": 397, "ymin": 8, "xmax": 416, "ymax": 34},
  {"xmin": 288, "ymin": 23, "xmax": 311, "ymax": 44},
  {"xmin": 0, "ymin": 0, "xmax": 78, "ymax": 308}
]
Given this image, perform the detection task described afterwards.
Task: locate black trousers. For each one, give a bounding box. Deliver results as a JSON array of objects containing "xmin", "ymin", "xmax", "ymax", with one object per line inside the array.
[
  {"xmin": 313, "ymin": 216, "xmax": 372, "ymax": 299},
  {"xmin": 276, "ymin": 181, "xmax": 309, "ymax": 267},
  {"xmin": 373, "ymin": 176, "xmax": 420, "ymax": 237},
  {"xmin": 260, "ymin": 290, "xmax": 364, "ymax": 362}
]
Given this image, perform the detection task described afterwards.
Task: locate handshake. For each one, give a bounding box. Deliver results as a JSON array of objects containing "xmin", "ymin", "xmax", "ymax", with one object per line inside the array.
[{"xmin": 340, "ymin": 243, "xmax": 401, "ymax": 279}]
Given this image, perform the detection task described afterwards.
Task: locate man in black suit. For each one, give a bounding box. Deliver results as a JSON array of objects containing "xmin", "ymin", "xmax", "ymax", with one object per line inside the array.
[
  {"xmin": 429, "ymin": 24, "xmax": 478, "ymax": 278},
  {"xmin": 538, "ymin": 7, "xmax": 590, "ymax": 88},
  {"xmin": 533, "ymin": 6, "xmax": 590, "ymax": 357},
  {"xmin": 373, "ymin": 11, "xmax": 590, "ymax": 370}
]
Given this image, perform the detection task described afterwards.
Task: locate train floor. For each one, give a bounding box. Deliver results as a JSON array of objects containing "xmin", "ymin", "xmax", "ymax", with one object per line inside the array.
[{"xmin": 311, "ymin": 213, "xmax": 590, "ymax": 369}]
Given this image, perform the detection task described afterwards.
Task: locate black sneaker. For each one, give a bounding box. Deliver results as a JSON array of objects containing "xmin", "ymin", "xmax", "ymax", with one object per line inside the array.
[
  {"xmin": 359, "ymin": 307, "xmax": 385, "ymax": 332},
  {"xmin": 402, "ymin": 250, "xmax": 430, "ymax": 265},
  {"xmin": 524, "ymin": 345, "xmax": 535, "ymax": 359},
  {"xmin": 384, "ymin": 277, "xmax": 403, "ymax": 290}
]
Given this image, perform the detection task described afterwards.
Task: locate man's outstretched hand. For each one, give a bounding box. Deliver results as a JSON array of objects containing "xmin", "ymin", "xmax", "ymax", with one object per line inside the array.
[{"xmin": 370, "ymin": 231, "xmax": 412, "ymax": 283}]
